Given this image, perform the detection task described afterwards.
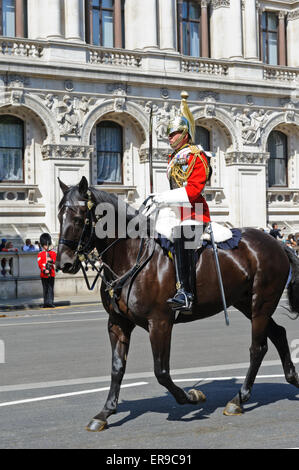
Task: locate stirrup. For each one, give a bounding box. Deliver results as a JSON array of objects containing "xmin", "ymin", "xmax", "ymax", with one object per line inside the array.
[{"xmin": 167, "ymin": 289, "xmax": 193, "ymax": 313}]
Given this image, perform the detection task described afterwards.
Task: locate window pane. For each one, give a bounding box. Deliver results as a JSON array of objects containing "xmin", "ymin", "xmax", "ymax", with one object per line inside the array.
[
  {"xmin": 189, "ymin": 2, "xmax": 200, "ymax": 20},
  {"xmin": 102, "ymin": 10, "xmax": 114, "ymax": 47},
  {"xmin": 190, "ymin": 22, "xmax": 200, "ymax": 57},
  {"xmin": 182, "ymin": 1, "xmax": 188, "ymax": 19},
  {"xmin": 92, "ymin": 8, "xmax": 100, "ymax": 45},
  {"xmin": 261, "ymin": 12, "xmax": 266, "ymax": 30},
  {"xmin": 268, "ymin": 12, "xmax": 278, "ymax": 30},
  {"xmin": 268, "ymin": 131, "xmax": 287, "ymax": 186},
  {"xmin": 0, "ymin": 149, "xmax": 23, "ymax": 181},
  {"xmin": 3, "ymin": 0, "xmax": 15, "ymax": 37},
  {"xmin": 102, "ymin": 0, "xmax": 113, "ymax": 8},
  {"xmin": 97, "ymin": 123, "xmax": 122, "ymax": 183},
  {"xmin": 182, "ymin": 21, "xmax": 188, "ymax": 55},
  {"xmin": 0, "ymin": 117, "xmax": 23, "ymax": 148},
  {"xmin": 97, "ymin": 152, "xmax": 121, "ymax": 183},
  {"xmin": 268, "ymin": 32, "xmax": 278, "ymax": 65},
  {"xmin": 196, "ymin": 126, "xmax": 210, "ymax": 151},
  {"xmin": 92, "ymin": 0, "xmax": 100, "ymax": 7},
  {"xmin": 262, "ymin": 31, "xmax": 267, "ymax": 62}
]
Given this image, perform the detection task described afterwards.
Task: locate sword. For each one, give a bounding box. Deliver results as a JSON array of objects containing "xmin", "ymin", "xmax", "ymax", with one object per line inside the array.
[{"xmin": 208, "ymin": 222, "xmax": 230, "ymax": 326}]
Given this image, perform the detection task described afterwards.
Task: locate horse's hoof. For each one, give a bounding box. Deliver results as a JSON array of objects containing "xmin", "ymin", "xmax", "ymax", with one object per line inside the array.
[
  {"xmin": 85, "ymin": 419, "xmax": 107, "ymax": 432},
  {"xmin": 188, "ymin": 389, "xmax": 206, "ymax": 404},
  {"xmin": 223, "ymin": 402, "xmax": 243, "ymax": 416}
]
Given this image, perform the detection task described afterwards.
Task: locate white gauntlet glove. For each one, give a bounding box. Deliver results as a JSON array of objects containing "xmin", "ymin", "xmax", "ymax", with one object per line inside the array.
[{"xmin": 153, "ymin": 187, "xmax": 191, "ymax": 207}]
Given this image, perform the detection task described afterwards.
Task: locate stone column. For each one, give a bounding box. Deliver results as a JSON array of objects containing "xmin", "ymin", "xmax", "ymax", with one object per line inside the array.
[
  {"xmin": 287, "ymin": 10, "xmax": 299, "ymax": 67},
  {"xmin": 278, "ymin": 11, "xmax": 286, "ymax": 66},
  {"xmin": 27, "ymin": 0, "xmax": 40, "ymax": 39},
  {"xmin": 159, "ymin": 0, "xmax": 176, "ymax": 51},
  {"xmin": 201, "ymin": 0, "xmax": 209, "ymax": 57},
  {"xmin": 229, "ymin": 0, "xmax": 243, "ymax": 59},
  {"xmin": 211, "ymin": 0, "xmax": 243, "ymax": 59},
  {"xmin": 64, "ymin": 0, "xmax": 84, "ymax": 42},
  {"xmin": 244, "ymin": 0, "xmax": 258, "ymax": 60},
  {"xmin": 125, "ymin": 0, "xmax": 158, "ymax": 50},
  {"xmin": 41, "ymin": 0, "xmax": 63, "ymax": 40}
]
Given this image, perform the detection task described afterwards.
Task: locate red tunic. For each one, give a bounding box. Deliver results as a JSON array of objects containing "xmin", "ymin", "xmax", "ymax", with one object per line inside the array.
[
  {"xmin": 168, "ymin": 149, "xmax": 211, "ymax": 223},
  {"xmin": 37, "ymin": 250, "xmax": 56, "ymax": 279}
]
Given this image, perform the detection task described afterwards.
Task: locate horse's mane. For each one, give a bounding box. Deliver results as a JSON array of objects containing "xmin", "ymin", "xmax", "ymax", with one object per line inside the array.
[{"xmin": 59, "ymin": 184, "xmax": 145, "ymax": 225}]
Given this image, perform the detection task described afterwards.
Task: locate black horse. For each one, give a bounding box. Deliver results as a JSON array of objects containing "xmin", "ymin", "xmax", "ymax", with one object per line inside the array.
[{"xmin": 56, "ymin": 177, "xmax": 299, "ymax": 432}]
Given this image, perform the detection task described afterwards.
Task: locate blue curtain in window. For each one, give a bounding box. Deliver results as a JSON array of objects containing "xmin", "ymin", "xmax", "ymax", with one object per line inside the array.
[
  {"xmin": 97, "ymin": 122, "xmax": 122, "ymax": 184},
  {"xmin": 0, "ymin": 117, "xmax": 24, "ymax": 182}
]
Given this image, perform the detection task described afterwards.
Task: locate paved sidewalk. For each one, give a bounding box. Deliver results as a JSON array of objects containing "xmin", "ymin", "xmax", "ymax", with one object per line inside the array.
[{"xmin": 0, "ymin": 293, "xmax": 101, "ymax": 312}]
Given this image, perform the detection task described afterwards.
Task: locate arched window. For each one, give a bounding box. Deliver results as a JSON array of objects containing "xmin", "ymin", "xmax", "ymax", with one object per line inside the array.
[
  {"xmin": 0, "ymin": 115, "xmax": 24, "ymax": 182},
  {"xmin": 267, "ymin": 130, "xmax": 288, "ymax": 187},
  {"xmin": 0, "ymin": 0, "xmax": 27, "ymax": 38},
  {"xmin": 96, "ymin": 121, "xmax": 123, "ymax": 184},
  {"xmin": 195, "ymin": 125, "xmax": 210, "ymax": 151},
  {"xmin": 86, "ymin": 0, "xmax": 124, "ymax": 48}
]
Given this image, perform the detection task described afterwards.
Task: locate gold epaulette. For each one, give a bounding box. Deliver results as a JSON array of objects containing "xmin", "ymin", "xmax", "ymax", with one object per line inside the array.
[
  {"xmin": 189, "ymin": 146, "xmax": 210, "ymax": 181},
  {"xmin": 188, "ymin": 145, "xmax": 203, "ymax": 156}
]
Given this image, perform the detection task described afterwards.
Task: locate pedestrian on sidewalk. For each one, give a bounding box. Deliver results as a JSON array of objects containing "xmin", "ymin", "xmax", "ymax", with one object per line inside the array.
[{"xmin": 37, "ymin": 233, "xmax": 56, "ymax": 308}]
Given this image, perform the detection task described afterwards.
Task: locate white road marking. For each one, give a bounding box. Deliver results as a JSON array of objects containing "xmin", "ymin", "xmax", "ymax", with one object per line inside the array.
[
  {"xmin": 0, "ymin": 361, "xmax": 286, "ymax": 393},
  {"xmin": 173, "ymin": 374, "xmax": 286, "ymax": 382},
  {"xmin": 0, "ymin": 318, "xmax": 107, "ymax": 327},
  {"xmin": 0, "ymin": 382, "xmax": 148, "ymax": 408}
]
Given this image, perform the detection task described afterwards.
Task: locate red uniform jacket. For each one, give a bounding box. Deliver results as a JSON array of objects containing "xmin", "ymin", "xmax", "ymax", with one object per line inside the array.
[
  {"xmin": 168, "ymin": 147, "xmax": 211, "ymax": 223},
  {"xmin": 37, "ymin": 250, "xmax": 56, "ymax": 279}
]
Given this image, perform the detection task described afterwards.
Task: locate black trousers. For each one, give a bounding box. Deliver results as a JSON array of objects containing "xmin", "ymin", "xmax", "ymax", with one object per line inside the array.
[{"xmin": 41, "ymin": 277, "xmax": 55, "ymax": 306}]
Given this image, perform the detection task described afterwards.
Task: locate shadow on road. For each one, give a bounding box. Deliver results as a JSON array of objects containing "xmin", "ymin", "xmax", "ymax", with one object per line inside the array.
[{"xmin": 107, "ymin": 379, "xmax": 299, "ymax": 429}]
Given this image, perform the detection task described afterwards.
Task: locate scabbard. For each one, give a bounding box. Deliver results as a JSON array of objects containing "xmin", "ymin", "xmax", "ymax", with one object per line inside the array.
[{"xmin": 208, "ymin": 223, "xmax": 230, "ymax": 326}]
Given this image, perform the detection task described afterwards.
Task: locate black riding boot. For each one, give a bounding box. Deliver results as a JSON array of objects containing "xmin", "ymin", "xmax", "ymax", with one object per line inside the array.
[{"xmin": 167, "ymin": 226, "xmax": 198, "ymax": 313}]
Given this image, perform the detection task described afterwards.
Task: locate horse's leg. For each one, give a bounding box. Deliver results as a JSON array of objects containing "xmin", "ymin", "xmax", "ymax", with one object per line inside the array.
[
  {"xmin": 268, "ymin": 318, "xmax": 299, "ymax": 388},
  {"xmin": 224, "ymin": 311, "xmax": 270, "ymax": 416},
  {"xmin": 149, "ymin": 318, "xmax": 206, "ymax": 405},
  {"xmin": 86, "ymin": 316, "xmax": 135, "ymax": 432}
]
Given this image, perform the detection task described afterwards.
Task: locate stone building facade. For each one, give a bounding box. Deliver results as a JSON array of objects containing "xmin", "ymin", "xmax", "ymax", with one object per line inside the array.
[{"xmin": 0, "ymin": 0, "xmax": 299, "ymax": 243}]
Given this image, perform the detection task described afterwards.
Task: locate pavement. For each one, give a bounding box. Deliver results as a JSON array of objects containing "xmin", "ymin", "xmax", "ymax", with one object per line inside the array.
[{"xmin": 0, "ymin": 293, "xmax": 101, "ymax": 315}]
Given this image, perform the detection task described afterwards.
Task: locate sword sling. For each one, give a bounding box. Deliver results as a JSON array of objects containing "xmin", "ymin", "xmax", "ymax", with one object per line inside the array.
[{"xmin": 209, "ymin": 223, "xmax": 230, "ymax": 326}]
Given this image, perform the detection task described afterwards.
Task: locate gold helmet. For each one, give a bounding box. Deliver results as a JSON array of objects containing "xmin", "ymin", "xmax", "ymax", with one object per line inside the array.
[{"xmin": 167, "ymin": 91, "xmax": 195, "ymax": 147}]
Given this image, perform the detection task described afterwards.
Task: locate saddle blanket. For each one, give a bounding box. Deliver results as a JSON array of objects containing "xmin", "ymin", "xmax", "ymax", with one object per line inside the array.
[{"xmin": 156, "ymin": 226, "xmax": 242, "ymax": 257}]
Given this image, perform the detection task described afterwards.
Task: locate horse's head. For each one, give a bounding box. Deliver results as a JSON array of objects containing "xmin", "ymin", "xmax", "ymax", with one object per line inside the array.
[{"xmin": 56, "ymin": 176, "xmax": 94, "ymax": 274}]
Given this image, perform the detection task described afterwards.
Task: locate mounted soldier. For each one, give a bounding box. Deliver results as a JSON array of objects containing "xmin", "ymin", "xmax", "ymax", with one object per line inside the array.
[{"xmin": 147, "ymin": 91, "xmax": 213, "ymax": 313}]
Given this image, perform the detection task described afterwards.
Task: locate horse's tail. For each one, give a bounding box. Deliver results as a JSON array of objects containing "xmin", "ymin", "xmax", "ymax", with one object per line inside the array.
[{"xmin": 283, "ymin": 245, "xmax": 299, "ymax": 316}]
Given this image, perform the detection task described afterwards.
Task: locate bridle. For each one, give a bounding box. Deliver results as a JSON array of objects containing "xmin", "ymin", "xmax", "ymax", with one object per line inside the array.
[
  {"xmin": 58, "ymin": 190, "xmax": 96, "ymax": 259},
  {"xmin": 58, "ymin": 189, "xmax": 156, "ymax": 313}
]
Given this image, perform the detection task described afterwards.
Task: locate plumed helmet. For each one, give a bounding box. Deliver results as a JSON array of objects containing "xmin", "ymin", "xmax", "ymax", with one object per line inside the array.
[
  {"xmin": 40, "ymin": 233, "xmax": 52, "ymax": 247},
  {"xmin": 167, "ymin": 91, "xmax": 195, "ymax": 142}
]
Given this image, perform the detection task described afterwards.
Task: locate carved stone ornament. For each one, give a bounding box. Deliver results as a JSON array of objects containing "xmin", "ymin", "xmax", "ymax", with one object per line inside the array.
[
  {"xmin": 41, "ymin": 144, "xmax": 94, "ymax": 160},
  {"xmin": 10, "ymin": 89, "xmax": 24, "ymax": 106},
  {"xmin": 211, "ymin": 0, "xmax": 230, "ymax": 9},
  {"xmin": 3, "ymin": 74, "xmax": 30, "ymax": 88},
  {"xmin": 139, "ymin": 147, "xmax": 169, "ymax": 164},
  {"xmin": 225, "ymin": 152, "xmax": 270, "ymax": 166},
  {"xmin": 42, "ymin": 94, "xmax": 94, "ymax": 136},
  {"xmin": 232, "ymin": 108, "xmax": 272, "ymax": 145},
  {"xmin": 288, "ymin": 9, "xmax": 299, "ymax": 21}
]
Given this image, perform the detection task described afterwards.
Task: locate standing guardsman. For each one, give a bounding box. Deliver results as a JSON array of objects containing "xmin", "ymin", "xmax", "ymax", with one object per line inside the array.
[
  {"xmin": 150, "ymin": 92, "xmax": 212, "ymax": 313},
  {"xmin": 37, "ymin": 233, "xmax": 56, "ymax": 308}
]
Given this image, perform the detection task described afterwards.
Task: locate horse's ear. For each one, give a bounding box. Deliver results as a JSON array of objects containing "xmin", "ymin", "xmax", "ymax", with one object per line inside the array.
[
  {"xmin": 58, "ymin": 178, "xmax": 69, "ymax": 194},
  {"xmin": 78, "ymin": 176, "xmax": 89, "ymax": 196}
]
